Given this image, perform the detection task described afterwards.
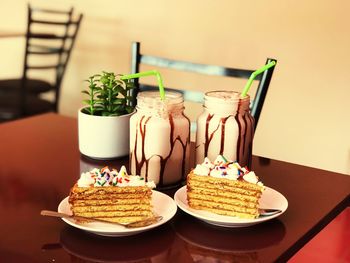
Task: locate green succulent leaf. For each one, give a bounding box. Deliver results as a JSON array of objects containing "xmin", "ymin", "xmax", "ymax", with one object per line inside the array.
[
  {"xmin": 83, "ymin": 107, "xmax": 92, "ymax": 114},
  {"xmin": 112, "ymin": 99, "xmax": 124, "ymax": 105},
  {"xmin": 126, "ymin": 105, "xmax": 134, "ymax": 113},
  {"xmin": 83, "ymin": 99, "xmax": 92, "ymax": 104},
  {"xmin": 82, "ymin": 71, "xmax": 135, "ymax": 116}
]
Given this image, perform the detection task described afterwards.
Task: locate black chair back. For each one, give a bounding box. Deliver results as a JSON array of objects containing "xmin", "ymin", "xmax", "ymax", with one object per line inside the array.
[
  {"xmin": 0, "ymin": 4, "xmax": 83, "ymax": 122},
  {"xmin": 22, "ymin": 4, "xmax": 83, "ymax": 112},
  {"xmin": 130, "ymin": 41, "xmax": 276, "ymax": 129}
]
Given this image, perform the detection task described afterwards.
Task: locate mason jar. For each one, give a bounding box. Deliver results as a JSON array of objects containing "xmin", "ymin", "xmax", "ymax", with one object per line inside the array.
[
  {"xmin": 195, "ymin": 91, "xmax": 254, "ymax": 168},
  {"xmin": 129, "ymin": 91, "xmax": 190, "ymax": 188}
]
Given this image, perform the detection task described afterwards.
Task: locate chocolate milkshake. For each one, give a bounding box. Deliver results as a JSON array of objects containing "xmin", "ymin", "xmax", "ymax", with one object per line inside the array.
[
  {"xmin": 195, "ymin": 91, "xmax": 254, "ymax": 168},
  {"xmin": 129, "ymin": 91, "xmax": 190, "ymax": 188}
]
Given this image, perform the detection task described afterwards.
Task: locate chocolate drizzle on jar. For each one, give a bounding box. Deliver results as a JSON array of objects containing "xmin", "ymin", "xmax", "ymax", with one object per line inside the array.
[
  {"xmin": 130, "ymin": 115, "xmax": 151, "ymax": 181},
  {"xmin": 130, "ymin": 91, "xmax": 190, "ymax": 189},
  {"xmin": 195, "ymin": 91, "xmax": 254, "ymax": 169},
  {"xmin": 235, "ymin": 97, "xmax": 255, "ymax": 168},
  {"xmin": 131, "ymin": 114, "xmax": 189, "ymax": 188},
  {"xmin": 219, "ymin": 117, "xmax": 230, "ymax": 155},
  {"xmin": 203, "ymin": 114, "xmax": 231, "ymax": 157}
]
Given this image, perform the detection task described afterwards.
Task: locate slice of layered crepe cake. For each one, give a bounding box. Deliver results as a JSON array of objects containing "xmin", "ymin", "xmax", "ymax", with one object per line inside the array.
[
  {"xmin": 69, "ymin": 166, "xmax": 156, "ymax": 224},
  {"xmin": 187, "ymin": 156, "xmax": 264, "ymax": 219}
]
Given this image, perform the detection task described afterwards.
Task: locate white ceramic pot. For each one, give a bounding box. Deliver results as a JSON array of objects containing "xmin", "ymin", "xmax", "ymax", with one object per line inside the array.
[{"xmin": 78, "ymin": 108, "xmax": 134, "ymax": 159}]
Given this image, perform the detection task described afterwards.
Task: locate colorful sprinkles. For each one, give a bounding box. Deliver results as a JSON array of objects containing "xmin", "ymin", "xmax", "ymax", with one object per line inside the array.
[
  {"xmin": 194, "ymin": 156, "xmax": 261, "ymax": 185},
  {"xmin": 77, "ymin": 165, "xmax": 157, "ymax": 188},
  {"xmin": 78, "ymin": 166, "xmax": 147, "ymax": 187}
]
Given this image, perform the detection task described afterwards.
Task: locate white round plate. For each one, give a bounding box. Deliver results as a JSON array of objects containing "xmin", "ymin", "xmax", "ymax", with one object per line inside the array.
[
  {"xmin": 174, "ymin": 185, "xmax": 288, "ymax": 227},
  {"xmin": 58, "ymin": 190, "xmax": 177, "ymax": 237}
]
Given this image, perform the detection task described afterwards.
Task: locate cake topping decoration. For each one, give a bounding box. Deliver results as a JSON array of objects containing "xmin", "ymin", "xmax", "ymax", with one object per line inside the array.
[
  {"xmin": 193, "ymin": 164, "xmax": 210, "ymax": 175},
  {"xmin": 77, "ymin": 166, "xmax": 155, "ymax": 188},
  {"xmin": 214, "ymin": 155, "xmax": 227, "ymax": 165},
  {"xmin": 193, "ymin": 155, "xmax": 262, "ymax": 185},
  {"xmin": 202, "ymin": 157, "xmax": 215, "ymax": 169},
  {"xmin": 77, "ymin": 170, "xmax": 96, "ymax": 187},
  {"xmin": 118, "ymin": 166, "xmax": 128, "ymax": 177},
  {"xmin": 243, "ymin": 171, "xmax": 259, "ymax": 184}
]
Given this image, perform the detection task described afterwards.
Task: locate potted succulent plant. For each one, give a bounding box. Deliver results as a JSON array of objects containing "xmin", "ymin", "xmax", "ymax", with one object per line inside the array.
[{"xmin": 78, "ymin": 71, "xmax": 135, "ymax": 159}]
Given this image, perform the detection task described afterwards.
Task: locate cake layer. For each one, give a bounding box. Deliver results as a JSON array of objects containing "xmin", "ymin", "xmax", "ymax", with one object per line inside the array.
[
  {"xmin": 93, "ymin": 216, "xmax": 150, "ymax": 224},
  {"xmin": 187, "ymin": 192, "xmax": 258, "ymax": 208},
  {"xmin": 187, "ymin": 186, "xmax": 261, "ymax": 203},
  {"xmin": 71, "ymin": 199, "xmax": 150, "ymax": 206},
  {"xmin": 69, "ymin": 193, "xmax": 151, "ymax": 201},
  {"xmin": 188, "ymin": 199, "xmax": 258, "ymax": 217},
  {"xmin": 71, "ymin": 204, "xmax": 151, "ymax": 213},
  {"xmin": 70, "ymin": 185, "xmax": 152, "ymax": 195},
  {"xmin": 188, "ymin": 180, "xmax": 261, "ymax": 197},
  {"xmin": 74, "ymin": 210, "xmax": 153, "ymax": 218},
  {"xmin": 73, "ymin": 215, "xmax": 152, "ymax": 224},
  {"xmin": 188, "ymin": 184, "xmax": 260, "ymax": 199},
  {"xmin": 69, "ymin": 185, "xmax": 152, "ymax": 203},
  {"xmin": 188, "ymin": 172, "xmax": 262, "ymax": 192},
  {"xmin": 189, "ymin": 203, "xmax": 258, "ymax": 219}
]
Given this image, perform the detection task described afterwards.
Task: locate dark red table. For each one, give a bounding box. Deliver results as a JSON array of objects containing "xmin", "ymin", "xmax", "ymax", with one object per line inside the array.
[{"xmin": 0, "ymin": 113, "xmax": 349, "ymax": 262}]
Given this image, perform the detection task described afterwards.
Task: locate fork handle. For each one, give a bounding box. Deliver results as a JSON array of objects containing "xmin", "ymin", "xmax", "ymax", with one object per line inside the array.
[{"xmin": 41, "ymin": 210, "xmax": 73, "ymax": 219}]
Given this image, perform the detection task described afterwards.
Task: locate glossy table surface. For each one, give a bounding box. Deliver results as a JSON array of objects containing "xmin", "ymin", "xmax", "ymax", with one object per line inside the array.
[{"xmin": 0, "ymin": 113, "xmax": 349, "ymax": 263}]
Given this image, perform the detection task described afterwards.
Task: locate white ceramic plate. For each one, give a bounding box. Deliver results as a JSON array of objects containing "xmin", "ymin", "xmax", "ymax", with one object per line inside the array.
[
  {"xmin": 58, "ymin": 190, "xmax": 177, "ymax": 237},
  {"xmin": 174, "ymin": 185, "xmax": 288, "ymax": 227}
]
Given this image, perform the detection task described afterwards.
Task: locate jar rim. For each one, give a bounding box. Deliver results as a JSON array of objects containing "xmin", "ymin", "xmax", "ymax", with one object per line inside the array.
[
  {"xmin": 204, "ymin": 90, "xmax": 241, "ymax": 105},
  {"xmin": 136, "ymin": 91, "xmax": 184, "ymax": 116},
  {"xmin": 205, "ymin": 90, "xmax": 241, "ymax": 100},
  {"xmin": 137, "ymin": 90, "xmax": 183, "ymax": 103}
]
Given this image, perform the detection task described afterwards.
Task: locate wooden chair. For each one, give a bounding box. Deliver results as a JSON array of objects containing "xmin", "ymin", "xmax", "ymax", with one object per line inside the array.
[
  {"xmin": 129, "ymin": 41, "xmax": 276, "ymax": 129},
  {"xmin": 0, "ymin": 4, "xmax": 83, "ymax": 122}
]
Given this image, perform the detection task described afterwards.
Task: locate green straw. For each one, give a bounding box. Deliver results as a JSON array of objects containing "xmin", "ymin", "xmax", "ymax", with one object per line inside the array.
[
  {"xmin": 120, "ymin": 70, "xmax": 165, "ymax": 100},
  {"xmin": 241, "ymin": 61, "xmax": 276, "ymax": 98}
]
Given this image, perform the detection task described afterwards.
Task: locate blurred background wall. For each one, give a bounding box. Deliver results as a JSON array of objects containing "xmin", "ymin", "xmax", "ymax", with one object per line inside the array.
[{"xmin": 0, "ymin": 0, "xmax": 349, "ymax": 175}]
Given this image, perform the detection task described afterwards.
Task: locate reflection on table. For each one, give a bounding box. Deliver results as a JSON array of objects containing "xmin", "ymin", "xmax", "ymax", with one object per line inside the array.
[
  {"xmin": 173, "ymin": 212, "xmax": 286, "ymax": 262},
  {"xmin": 60, "ymin": 225, "xmax": 176, "ymax": 262}
]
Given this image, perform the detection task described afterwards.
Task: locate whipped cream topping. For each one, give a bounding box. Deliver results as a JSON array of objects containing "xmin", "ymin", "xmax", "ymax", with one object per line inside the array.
[
  {"xmin": 193, "ymin": 155, "xmax": 263, "ymax": 185},
  {"xmin": 77, "ymin": 166, "xmax": 156, "ymax": 188}
]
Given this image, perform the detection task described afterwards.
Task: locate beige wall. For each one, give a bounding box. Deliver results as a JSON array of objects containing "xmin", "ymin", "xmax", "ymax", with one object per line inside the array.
[{"xmin": 1, "ymin": 0, "xmax": 349, "ymax": 175}]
